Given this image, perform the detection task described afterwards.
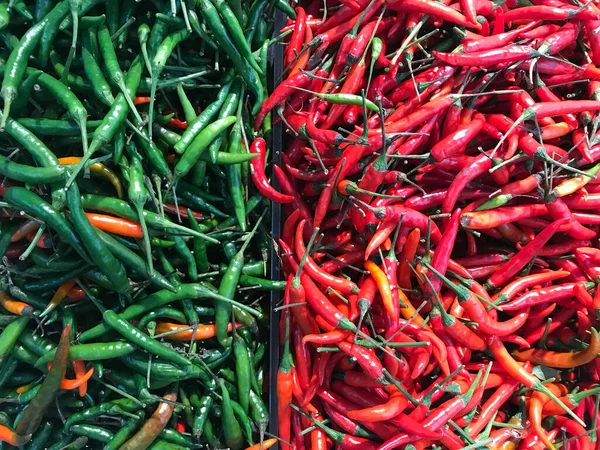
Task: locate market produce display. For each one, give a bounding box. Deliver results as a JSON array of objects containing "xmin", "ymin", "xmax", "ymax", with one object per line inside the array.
[
  {"xmin": 271, "ymin": 0, "xmax": 600, "ymax": 449},
  {"xmin": 0, "ymin": 1, "xmax": 282, "ymax": 449}
]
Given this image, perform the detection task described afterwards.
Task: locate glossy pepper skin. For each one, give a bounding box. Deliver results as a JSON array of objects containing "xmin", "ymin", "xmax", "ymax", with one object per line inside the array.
[{"xmin": 250, "ymin": 138, "xmax": 294, "ymax": 203}]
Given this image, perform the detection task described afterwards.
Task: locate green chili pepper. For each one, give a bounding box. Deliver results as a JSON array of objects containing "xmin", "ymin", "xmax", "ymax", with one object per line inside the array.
[
  {"xmin": 0, "ymin": 356, "xmax": 18, "ymax": 389},
  {"xmin": 12, "ymin": 342, "xmax": 40, "ymax": 366},
  {"xmin": 79, "ymin": 283, "xmax": 259, "ymax": 342},
  {"xmin": 34, "ymin": 0, "xmax": 53, "ymax": 22},
  {"xmin": 232, "ymin": 326, "xmax": 251, "ymax": 413},
  {"xmin": 26, "ymin": 420, "xmax": 53, "ymax": 450},
  {"xmin": 170, "ymin": 235, "xmax": 198, "ymax": 281},
  {"xmin": 103, "ymin": 412, "xmax": 144, "ymax": 450},
  {"xmin": 125, "ymin": 142, "xmax": 154, "ymax": 273},
  {"xmin": 231, "ymin": 399, "xmax": 255, "ymax": 444},
  {"xmin": 203, "ymin": 418, "xmax": 221, "ymax": 448},
  {"xmin": 249, "ymin": 388, "xmax": 269, "ymax": 442},
  {"xmin": 4, "ymin": 187, "xmax": 90, "ymax": 258},
  {"xmin": 34, "ymin": 341, "xmax": 136, "ymax": 367},
  {"xmin": 215, "ymin": 216, "xmax": 262, "ymax": 347},
  {"xmin": 139, "ymin": 307, "xmax": 188, "ymax": 328},
  {"xmin": 274, "ymin": 0, "xmax": 296, "ymax": 18},
  {"xmin": 176, "ymin": 83, "xmax": 197, "ymax": 124},
  {"xmin": 97, "ymin": 230, "xmax": 176, "ymax": 292},
  {"xmin": 159, "ymin": 427, "xmax": 203, "ymax": 448},
  {"xmin": 66, "ymin": 181, "xmax": 130, "ymax": 294},
  {"xmin": 226, "ymin": 122, "xmax": 246, "ymax": 230},
  {"xmin": 199, "ymin": 149, "xmax": 258, "ymax": 165},
  {"xmin": 239, "ymin": 275, "xmax": 286, "ymax": 290},
  {"xmin": 219, "ymin": 379, "xmax": 243, "ymax": 450},
  {"xmin": 19, "ymin": 329, "xmax": 56, "ymax": 356},
  {"xmin": 245, "ymin": 0, "xmax": 267, "ymax": 43},
  {"xmin": 0, "ymin": 154, "xmax": 64, "ymax": 183},
  {"xmin": 65, "ymin": 55, "xmax": 143, "ymax": 187},
  {"xmin": 0, "ymin": 316, "xmax": 29, "ymax": 371},
  {"xmin": 174, "ymin": 115, "xmax": 237, "ymax": 181},
  {"xmin": 186, "ymin": 393, "xmax": 210, "ymax": 438},
  {"xmin": 15, "ymin": 118, "xmax": 102, "ymax": 136},
  {"xmin": 1, "ymin": 12, "xmax": 53, "ymax": 125},
  {"xmin": 103, "ymin": 309, "xmax": 190, "ymax": 367},
  {"xmin": 70, "ymin": 424, "xmax": 114, "ymax": 443},
  {"xmin": 82, "ymin": 28, "xmax": 114, "ymax": 106},
  {"xmin": 11, "ymin": 70, "xmax": 42, "ymax": 117},
  {"xmin": 188, "ymin": 210, "xmax": 210, "ymax": 273},
  {"xmin": 117, "ymin": 0, "xmax": 137, "ymax": 46},
  {"xmin": 64, "ymin": 400, "xmax": 141, "ymax": 430},
  {"xmin": 174, "ymin": 78, "xmax": 233, "ymax": 154},
  {"xmin": 80, "ymin": 194, "xmax": 217, "ymax": 243},
  {"xmin": 148, "ymin": 27, "xmax": 190, "ymax": 140},
  {"xmin": 196, "ymin": 0, "xmax": 263, "ymax": 112},
  {"xmin": 46, "ymin": 434, "xmax": 76, "ymax": 450}
]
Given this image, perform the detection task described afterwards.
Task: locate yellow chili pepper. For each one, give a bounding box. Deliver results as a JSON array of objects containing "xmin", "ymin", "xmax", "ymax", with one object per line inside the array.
[
  {"xmin": 58, "ymin": 157, "xmax": 123, "ymax": 199},
  {"xmin": 364, "ymin": 260, "xmax": 397, "ymax": 322}
]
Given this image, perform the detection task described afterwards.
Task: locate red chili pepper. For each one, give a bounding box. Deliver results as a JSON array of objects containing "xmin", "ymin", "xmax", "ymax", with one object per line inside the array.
[
  {"xmin": 501, "ymin": 281, "xmax": 593, "ymax": 311},
  {"xmin": 296, "ymin": 220, "xmax": 359, "ymax": 294},
  {"xmin": 347, "ymin": 386, "xmax": 408, "ymax": 422},
  {"xmin": 273, "ymin": 166, "xmax": 313, "ymax": 223},
  {"xmin": 434, "ymin": 45, "xmax": 537, "ymax": 67},
  {"xmin": 337, "ymin": 340, "xmax": 384, "ymax": 382},
  {"xmin": 389, "ymin": 0, "xmax": 480, "ymax": 28},
  {"xmin": 485, "ymin": 218, "xmax": 568, "ymax": 289},
  {"xmin": 503, "ymin": 5, "xmax": 600, "ymax": 21},
  {"xmin": 254, "ymin": 72, "xmax": 312, "ymax": 131},
  {"xmin": 249, "ymin": 138, "xmax": 294, "ymax": 204},
  {"xmin": 286, "ymin": 7, "xmax": 307, "ymax": 67},
  {"xmin": 431, "ymin": 116, "xmax": 484, "ymax": 161},
  {"xmin": 167, "ymin": 117, "xmax": 187, "ymax": 129},
  {"xmin": 463, "ymin": 21, "xmax": 539, "ymax": 53}
]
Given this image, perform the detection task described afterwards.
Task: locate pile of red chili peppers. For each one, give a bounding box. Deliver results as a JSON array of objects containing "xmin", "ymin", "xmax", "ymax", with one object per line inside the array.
[{"xmin": 267, "ymin": 0, "xmax": 600, "ymax": 448}]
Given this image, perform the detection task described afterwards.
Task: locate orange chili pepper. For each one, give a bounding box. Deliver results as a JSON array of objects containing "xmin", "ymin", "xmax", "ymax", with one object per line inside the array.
[
  {"xmin": 27, "ymin": 230, "xmax": 51, "ymax": 248},
  {"xmin": 40, "ymin": 279, "xmax": 77, "ymax": 317},
  {"xmin": 539, "ymin": 121, "xmax": 574, "ymax": 140},
  {"xmin": 278, "ymin": 315, "xmax": 294, "ymax": 449},
  {"xmin": 398, "ymin": 228, "xmax": 420, "ymax": 289},
  {"xmin": 365, "ymin": 260, "xmax": 397, "ymax": 321},
  {"xmin": 0, "ymin": 291, "xmax": 33, "ymax": 316},
  {"xmin": 0, "ymin": 424, "xmax": 31, "ymax": 446},
  {"xmin": 529, "ymin": 393, "xmax": 556, "ymax": 450},
  {"xmin": 72, "ymin": 360, "xmax": 88, "ymax": 397},
  {"xmin": 154, "ymin": 322, "xmax": 238, "ymax": 341},
  {"xmin": 84, "ymin": 212, "xmax": 143, "ymax": 238},
  {"xmin": 16, "ymin": 384, "xmax": 31, "ymax": 394},
  {"xmin": 513, "ymin": 328, "xmax": 600, "ymax": 368},
  {"xmin": 133, "ymin": 96, "xmax": 152, "ymax": 105},
  {"xmin": 397, "ymin": 289, "xmax": 430, "ymax": 330},
  {"xmin": 59, "ymin": 367, "xmax": 94, "ymax": 391},
  {"xmin": 244, "ymin": 438, "xmax": 278, "ymax": 450}
]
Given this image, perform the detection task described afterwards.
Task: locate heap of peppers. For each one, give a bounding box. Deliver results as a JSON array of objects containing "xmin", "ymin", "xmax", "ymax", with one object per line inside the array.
[
  {"xmin": 0, "ymin": 0, "xmax": 290, "ymax": 449},
  {"xmin": 271, "ymin": 0, "xmax": 600, "ymax": 449}
]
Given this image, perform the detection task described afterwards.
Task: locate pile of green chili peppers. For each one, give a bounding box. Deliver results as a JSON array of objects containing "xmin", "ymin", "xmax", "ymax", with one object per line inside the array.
[{"xmin": 0, "ymin": 0, "xmax": 288, "ymax": 448}]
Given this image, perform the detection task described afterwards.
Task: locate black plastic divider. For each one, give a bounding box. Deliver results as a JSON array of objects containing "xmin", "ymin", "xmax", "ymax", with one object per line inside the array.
[{"xmin": 268, "ymin": 9, "xmax": 286, "ymax": 449}]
